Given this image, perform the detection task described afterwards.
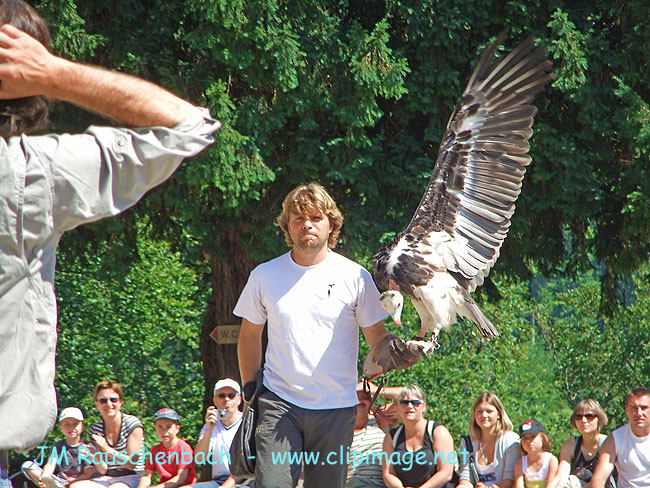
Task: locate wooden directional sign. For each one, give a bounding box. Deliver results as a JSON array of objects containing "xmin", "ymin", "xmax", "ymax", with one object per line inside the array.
[{"xmin": 210, "ymin": 325, "xmax": 241, "ymax": 344}]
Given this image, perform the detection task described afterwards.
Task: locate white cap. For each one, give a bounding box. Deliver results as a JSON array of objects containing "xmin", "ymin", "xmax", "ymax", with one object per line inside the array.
[
  {"xmin": 213, "ymin": 378, "xmax": 241, "ymax": 395},
  {"xmin": 59, "ymin": 407, "xmax": 84, "ymax": 422}
]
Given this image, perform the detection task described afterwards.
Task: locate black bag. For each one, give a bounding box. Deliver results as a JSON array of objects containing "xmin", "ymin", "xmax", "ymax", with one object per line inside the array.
[{"xmin": 229, "ymin": 368, "xmax": 264, "ymax": 478}]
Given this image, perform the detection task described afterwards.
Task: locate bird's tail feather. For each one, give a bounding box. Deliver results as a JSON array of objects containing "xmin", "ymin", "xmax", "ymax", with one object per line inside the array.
[{"xmin": 462, "ymin": 295, "xmax": 500, "ymax": 338}]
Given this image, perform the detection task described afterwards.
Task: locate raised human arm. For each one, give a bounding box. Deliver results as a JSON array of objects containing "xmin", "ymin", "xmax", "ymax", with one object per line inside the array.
[
  {"xmin": 362, "ymin": 321, "xmax": 391, "ymax": 349},
  {"xmin": 0, "ymin": 24, "xmax": 197, "ymax": 126},
  {"xmin": 238, "ymin": 318, "xmax": 265, "ymax": 385},
  {"xmin": 590, "ymin": 435, "xmax": 616, "ymax": 488},
  {"xmin": 194, "ymin": 409, "xmax": 218, "ymax": 458}
]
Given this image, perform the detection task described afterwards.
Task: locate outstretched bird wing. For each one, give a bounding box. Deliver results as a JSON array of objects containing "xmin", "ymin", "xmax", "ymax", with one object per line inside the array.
[{"xmin": 380, "ymin": 35, "xmax": 553, "ymax": 294}]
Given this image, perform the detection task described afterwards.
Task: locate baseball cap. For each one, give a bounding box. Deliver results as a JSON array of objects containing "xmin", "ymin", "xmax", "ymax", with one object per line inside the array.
[
  {"xmin": 59, "ymin": 407, "xmax": 84, "ymax": 422},
  {"xmin": 213, "ymin": 378, "xmax": 241, "ymax": 395},
  {"xmin": 519, "ymin": 419, "xmax": 545, "ymax": 436},
  {"xmin": 153, "ymin": 408, "xmax": 180, "ymax": 423}
]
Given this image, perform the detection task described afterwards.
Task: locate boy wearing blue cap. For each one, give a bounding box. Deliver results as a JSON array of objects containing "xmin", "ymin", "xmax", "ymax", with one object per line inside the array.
[
  {"xmin": 137, "ymin": 409, "xmax": 197, "ymax": 488},
  {"xmin": 22, "ymin": 407, "xmax": 93, "ymax": 488}
]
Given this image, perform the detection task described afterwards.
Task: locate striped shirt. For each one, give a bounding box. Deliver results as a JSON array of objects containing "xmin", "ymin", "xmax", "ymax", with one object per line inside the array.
[
  {"xmin": 347, "ymin": 417, "xmax": 387, "ymax": 487},
  {"xmin": 89, "ymin": 413, "xmax": 144, "ymax": 474}
]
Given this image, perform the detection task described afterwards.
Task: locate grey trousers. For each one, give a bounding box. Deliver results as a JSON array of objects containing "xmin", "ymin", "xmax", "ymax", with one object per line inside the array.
[{"xmin": 254, "ymin": 389, "xmax": 356, "ymax": 488}]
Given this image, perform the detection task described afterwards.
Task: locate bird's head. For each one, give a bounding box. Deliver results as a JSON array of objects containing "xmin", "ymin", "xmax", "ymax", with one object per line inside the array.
[{"xmin": 380, "ymin": 290, "xmax": 403, "ymax": 327}]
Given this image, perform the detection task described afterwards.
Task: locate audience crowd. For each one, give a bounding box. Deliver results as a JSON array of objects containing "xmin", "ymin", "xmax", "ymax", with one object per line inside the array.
[{"xmin": 17, "ymin": 383, "xmax": 650, "ymax": 488}]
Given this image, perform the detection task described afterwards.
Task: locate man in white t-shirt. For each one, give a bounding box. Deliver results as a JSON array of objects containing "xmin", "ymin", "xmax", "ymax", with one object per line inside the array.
[
  {"xmin": 591, "ymin": 387, "xmax": 650, "ymax": 488},
  {"xmin": 235, "ymin": 183, "xmax": 422, "ymax": 488}
]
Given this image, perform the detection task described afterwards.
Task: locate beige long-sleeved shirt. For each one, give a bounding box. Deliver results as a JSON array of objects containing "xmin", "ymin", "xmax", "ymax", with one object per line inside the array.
[{"xmin": 0, "ymin": 109, "xmax": 219, "ymax": 450}]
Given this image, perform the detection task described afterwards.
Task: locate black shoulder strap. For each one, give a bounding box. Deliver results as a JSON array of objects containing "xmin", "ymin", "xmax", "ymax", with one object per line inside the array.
[
  {"xmin": 464, "ymin": 435, "xmax": 474, "ymax": 461},
  {"xmin": 573, "ymin": 435, "xmax": 583, "ymax": 462},
  {"xmin": 391, "ymin": 425, "xmax": 404, "ymax": 449}
]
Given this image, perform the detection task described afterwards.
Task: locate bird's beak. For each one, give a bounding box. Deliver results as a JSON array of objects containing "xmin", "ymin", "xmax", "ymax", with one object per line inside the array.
[{"xmin": 391, "ymin": 309, "xmax": 402, "ymax": 327}]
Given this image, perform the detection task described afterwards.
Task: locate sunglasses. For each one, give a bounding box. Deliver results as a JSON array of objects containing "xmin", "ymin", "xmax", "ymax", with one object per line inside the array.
[
  {"xmin": 399, "ymin": 399, "xmax": 423, "ymax": 406},
  {"xmin": 98, "ymin": 397, "xmax": 120, "ymax": 404},
  {"xmin": 573, "ymin": 413, "xmax": 597, "ymax": 421},
  {"xmin": 217, "ymin": 392, "xmax": 238, "ymax": 399}
]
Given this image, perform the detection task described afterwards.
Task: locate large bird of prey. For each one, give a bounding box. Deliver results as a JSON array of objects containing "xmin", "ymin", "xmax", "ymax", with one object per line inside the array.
[{"xmin": 373, "ymin": 35, "xmax": 553, "ymax": 345}]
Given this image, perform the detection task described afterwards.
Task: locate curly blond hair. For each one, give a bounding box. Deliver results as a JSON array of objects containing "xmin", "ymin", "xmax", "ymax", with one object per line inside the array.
[{"xmin": 275, "ymin": 183, "xmax": 343, "ymax": 248}]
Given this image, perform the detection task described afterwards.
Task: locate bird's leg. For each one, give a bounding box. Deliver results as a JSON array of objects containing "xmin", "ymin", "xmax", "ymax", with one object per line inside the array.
[{"xmin": 406, "ymin": 329, "xmax": 435, "ymax": 356}]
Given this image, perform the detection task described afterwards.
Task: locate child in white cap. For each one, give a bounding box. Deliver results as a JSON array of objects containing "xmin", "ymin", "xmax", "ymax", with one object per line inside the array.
[{"xmin": 22, "ymin": 407, "xmax": 94, "ymax": 488}]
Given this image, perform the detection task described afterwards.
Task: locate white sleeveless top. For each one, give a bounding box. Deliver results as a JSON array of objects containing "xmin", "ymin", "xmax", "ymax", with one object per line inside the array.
[
  {"xmin": 522, "ymin": 452, "xmax": 551, "ymax": 488},
  {"xmin": 611, "ymin": 424, "xmax": 650, "ymax": 488}
]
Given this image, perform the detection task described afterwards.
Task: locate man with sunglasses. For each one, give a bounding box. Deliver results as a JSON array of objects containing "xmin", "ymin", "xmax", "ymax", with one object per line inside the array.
[
  {"xmin": 190, "ymin": 379, "xmax": 243, "ymax": 488},
  {"xmin": 591, "ymin": 386, "xmax": 650, "ymax": 488}
]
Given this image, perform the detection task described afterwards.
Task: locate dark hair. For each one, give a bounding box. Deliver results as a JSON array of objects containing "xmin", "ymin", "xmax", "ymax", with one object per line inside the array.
[
  {"xmin": 625, "ymin": 387, "xmax": 650, "ymax": 407},
  {"xmin": 0, "ymin": 0, "xmax": 50, "ymax": 136}
]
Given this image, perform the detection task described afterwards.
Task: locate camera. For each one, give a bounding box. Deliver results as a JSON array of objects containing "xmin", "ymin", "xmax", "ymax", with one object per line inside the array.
[{"xmin": 217, "ymin": 409, "xmax": 227, "ymax": 419}]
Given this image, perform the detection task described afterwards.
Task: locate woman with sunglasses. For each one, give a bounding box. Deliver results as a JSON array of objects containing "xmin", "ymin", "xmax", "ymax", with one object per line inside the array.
[
  {"xmin": 547, "ymin": 399, "xmax": 614, "ymax": 488},
  {"xmin": 187, "ymin": 378, "xmax": 243, "ymax": 488},
  {"xmin": 70, "ymin": 380, "xmax": 144, "ymax": 488},
  {"xmin": 382, "ymin": 385, "xmax": 455, "ymax": 488},
  {"xmin": 457, "ymin": 392, "xmax": 520, "ymax": 488}
]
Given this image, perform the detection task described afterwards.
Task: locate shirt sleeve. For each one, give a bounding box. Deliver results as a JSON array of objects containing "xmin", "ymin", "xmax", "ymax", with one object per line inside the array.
[
  {"xmin": 355, "ymin": 268, "xmax": 388, "ymax": 327},
  {"xmin": 458, "ymin": 436, "xmax": 472, "ymax": 482},
  {"xmin": 500, "ymin": 432, "xmax": 522, "ymax": 482},
  {"xmin": 21, "ymin": 108, "xmax": 219, "ymax": 233},
  {"xmin": 233, "ymin": 267, "xmax": 267, "ymax": 325}
]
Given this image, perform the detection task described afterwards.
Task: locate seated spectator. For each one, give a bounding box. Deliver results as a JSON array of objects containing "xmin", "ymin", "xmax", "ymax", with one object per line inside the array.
[
  {"xmin": 346, "ymin": 380, "xmax": 398, "ymax": 488},
  {"xmin": 22, "ymin": 407, "xmax": 93, "ymax": 488},
  {"xmin": 591, "ymin": 386, "xmax": 650, "ymax": 488},
  {"xmin": 70, "ymin": 380, "xmax": 144, "ymax": 488},
  {"xmin": 548, "ymin": 399, "xmax": 614, "ymax": 488},
  {"xmin": 457, "ymin": 392, "xmax": 521, "ymax": 488},
  {"xmin": 137, "ymin": 409, "xmax": 197, "ymax": 488},
  {"xmin": 514, "ymin": 420, "xmax": 558, "ymax": 488},
  {"xmin": 381, "ymin": 385, "xmax": 455, "ymax": 488},
  {"xmin": 186, "ymin": 379, "xmax": 243, "ymax": 488}
]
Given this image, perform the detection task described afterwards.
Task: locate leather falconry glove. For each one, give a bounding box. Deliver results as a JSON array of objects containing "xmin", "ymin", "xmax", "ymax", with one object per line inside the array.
[{"xmin": 363, "ymin": 334, "xmax": 426, "ymax": 377}]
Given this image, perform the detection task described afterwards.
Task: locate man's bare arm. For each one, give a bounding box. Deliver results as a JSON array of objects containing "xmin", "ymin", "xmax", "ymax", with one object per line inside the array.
[
  {"xmin": 361, "ymin": 321, "xmax": 390, "ymax": 349},
  {"xmin": 0, "ymin": 24, "xmax": 197, "ymax": 126},
  {"xmin": 238, "ymin": 318, "xmax": 265, "ymax": 385}
]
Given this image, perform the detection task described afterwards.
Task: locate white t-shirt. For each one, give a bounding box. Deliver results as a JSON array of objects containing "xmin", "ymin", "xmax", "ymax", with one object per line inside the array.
[
  {"xmin": 233, "ymin": 251, "xmax": 387, "ymax": 409},
  {"xmin": 198, "ymin": 418, "xmax": 243, "ymax": 480},
  {"xmin": 612, "ymin": 424, "xmax": 650, "ymax": 488}
]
